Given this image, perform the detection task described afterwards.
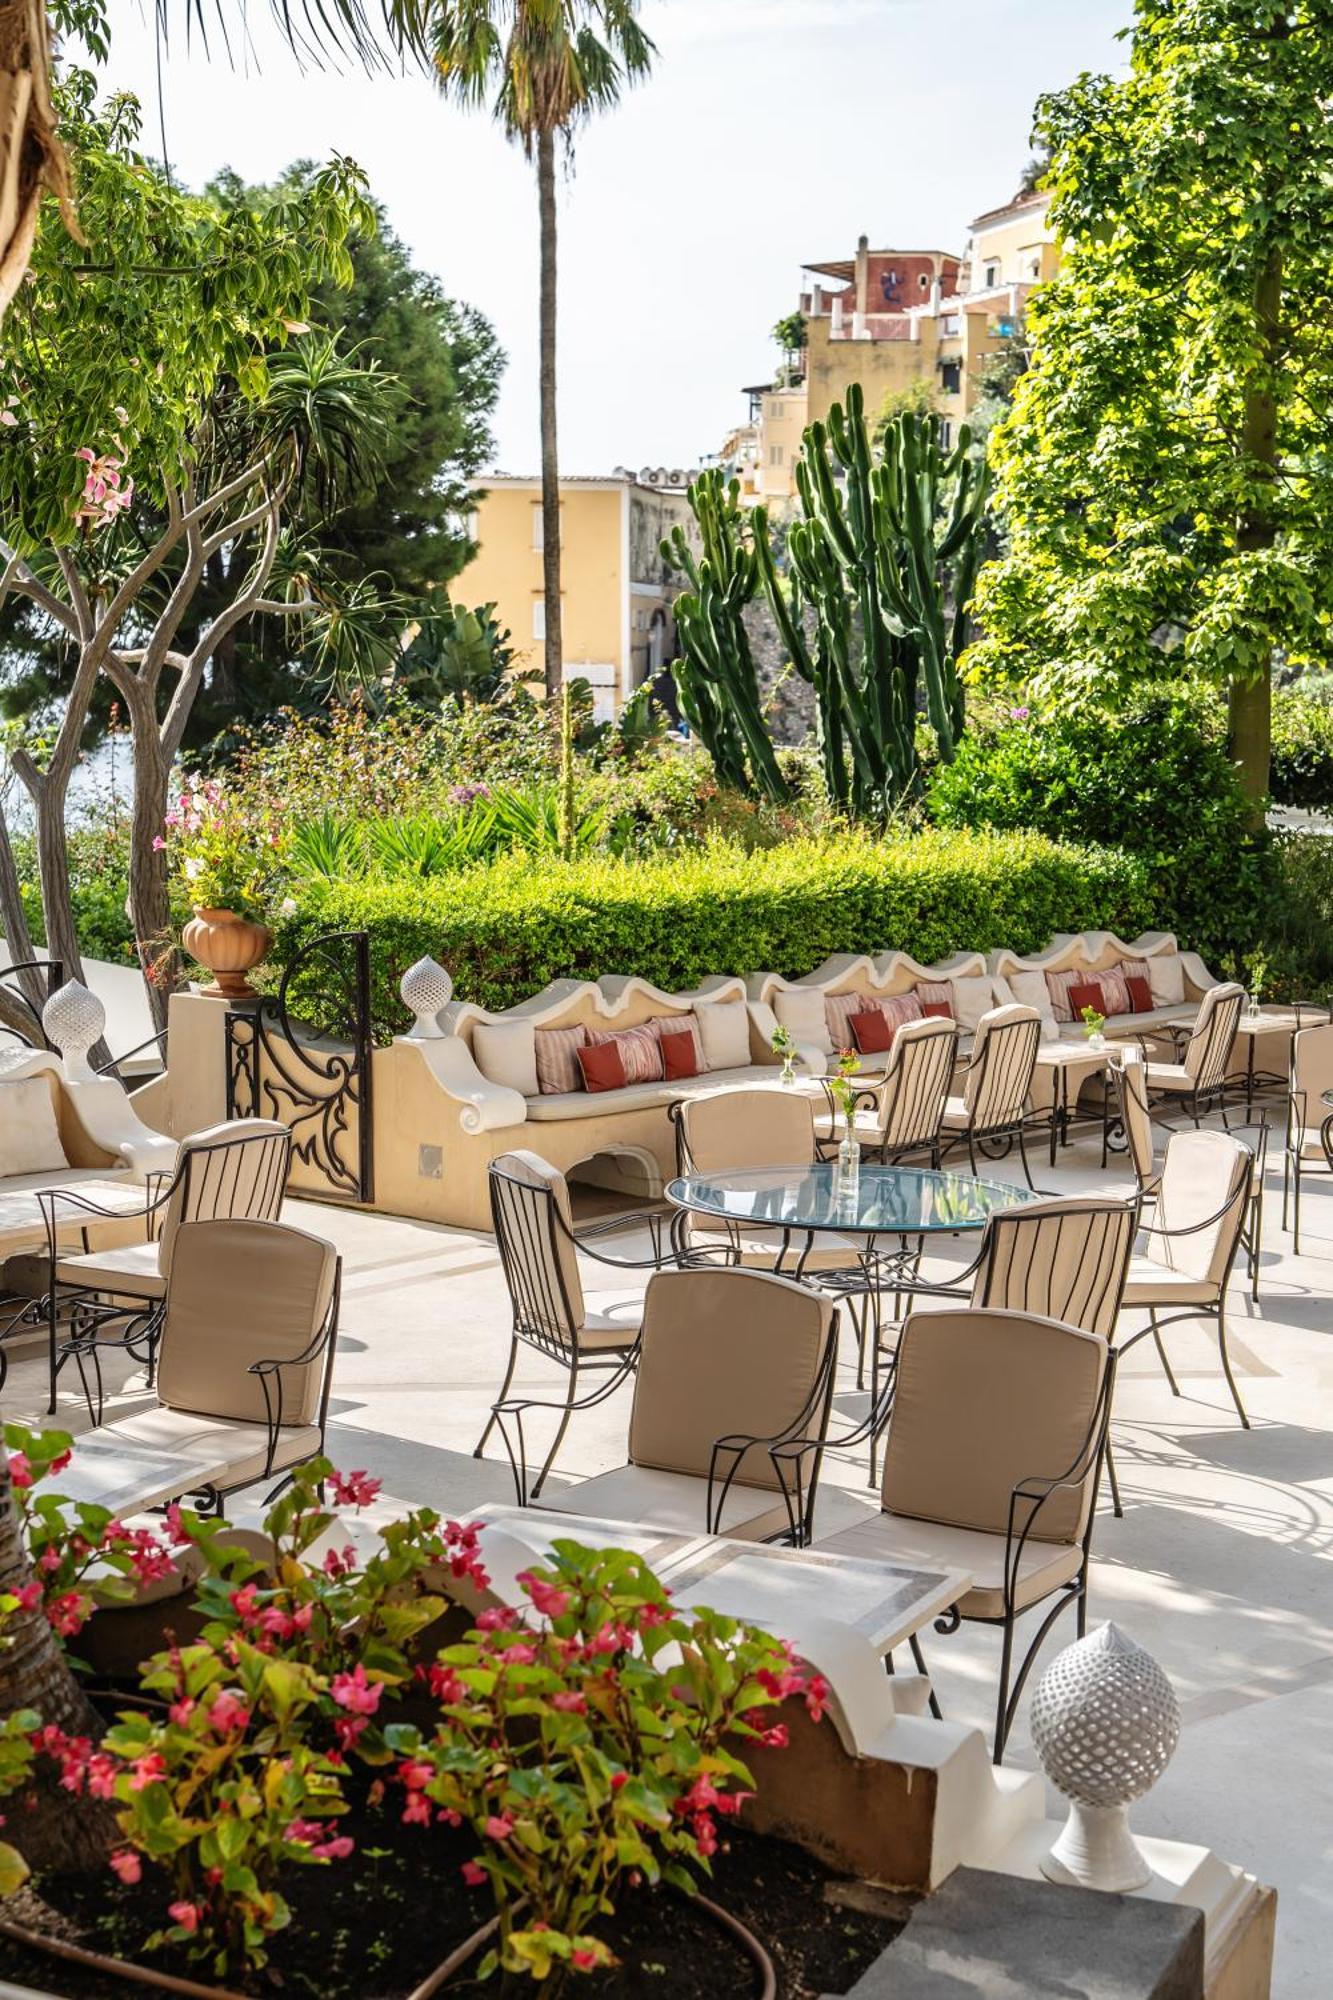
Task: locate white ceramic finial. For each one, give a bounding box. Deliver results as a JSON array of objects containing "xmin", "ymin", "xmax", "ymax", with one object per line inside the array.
[
  {"xmin": 1031, "ymin": 1622, "xmax": 1180, "ymax": 1893},
  {"xmin": 42, "ymin": 979, "xmax": 106, "ymax": 1081},
  {"xmin": 400, "ymin": 957, "xmax": 453, "ymax": 1040}
]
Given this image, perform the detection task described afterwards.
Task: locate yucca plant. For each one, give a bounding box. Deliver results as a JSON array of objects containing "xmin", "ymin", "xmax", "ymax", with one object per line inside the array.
[{"xmin": 287, "ymin": 811, "xmax": 366, "ymax": 880}]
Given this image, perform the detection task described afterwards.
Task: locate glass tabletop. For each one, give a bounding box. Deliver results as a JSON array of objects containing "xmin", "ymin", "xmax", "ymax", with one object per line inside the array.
[{"xmin": 666, "ymin": 1164, "xmax": 1045, "ymax": 1236}]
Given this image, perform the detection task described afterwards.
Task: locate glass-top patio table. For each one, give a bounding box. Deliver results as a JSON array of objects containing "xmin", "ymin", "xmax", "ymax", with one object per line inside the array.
[{"xmin": 666, "ymin": 1163, "xmax": 1044, "ymax": 1241}]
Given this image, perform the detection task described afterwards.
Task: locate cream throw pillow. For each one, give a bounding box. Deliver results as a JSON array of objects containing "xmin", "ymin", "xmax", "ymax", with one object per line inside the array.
[
  {"xmin": 1004, "ymin": 970, "xmax": 1060, "ymax": 1043},
  {"xmin": 472, "ymin": 1020, "xmax": 539, "ymax": 1098},
  {"xmin": 949, "ymin": 975, "xmax": 998, "ymax": 1035},
  {"xmin": 1146, "ymin": 952, "xmax": 1185, "ymax": 1005},
  {"xmin": 0, "ymin": 1076, "xmax": 69, "ymax": 1177},
  {"xmin": 773, "ymin": 986, "xmax": 832, "ymax": 1054},
  {"xmin": 696, "ymin": 1002, "xmax": 751, "ymax": 1073}
]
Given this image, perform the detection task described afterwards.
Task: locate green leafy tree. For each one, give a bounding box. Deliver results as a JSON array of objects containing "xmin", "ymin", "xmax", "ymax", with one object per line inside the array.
[
  {"xmin": 968, "ymin": 0, "xmax": 1333, "ymax": 807},
  {"xmin": 0, "ymin": 79, "xmax": 387, "ymax": 1023},
  {"xmin": 392, "ymin": 599, "xmax": 515, "ymax": 706},
  {"xmin": 420, "ymin": 1, "xmax": 655, "ymax": 703}
]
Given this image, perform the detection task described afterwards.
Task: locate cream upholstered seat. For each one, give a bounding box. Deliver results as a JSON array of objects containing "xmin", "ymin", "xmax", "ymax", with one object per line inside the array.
[
  {"xmin": 673, "ymin": 1088, "xmax": 861, "ymax": 1272},
  {"xmin": 40, "ymin": 1118, "xmax": 292, "ymax": 1417},
  {"xmin": 830, "ymin": 1306, "xmax": 1113, "ymax": 1761},
  {"xmin": 1115, "ymin": 1126, "xmax": 1253, "ymax": 1428},
  {"xmin": 1282, "ymin": 1021, "xmax": 1333, "ymax": 1253},
  {"xmin": 813, "ymin": 1016, "xmax": 958, "ymax": 1168},
  {"xmin": 535, "ymin": 1264, "xmax": 839, "ymax": 1546},
  {"xmin": 79, "ymin": 1217, "xmax": 340, "ymax": 1502},
  {"xmin": 937, "ymin": 1004, "xmax": 1044, "ymax": 1188},
  {"xmin": 477, "ymin": 1150, "xmax": 674, "ymax": 1496},
  {"xmin": 1143, "ymin": 982, "xmax": 1244, "ymax": 1123}
]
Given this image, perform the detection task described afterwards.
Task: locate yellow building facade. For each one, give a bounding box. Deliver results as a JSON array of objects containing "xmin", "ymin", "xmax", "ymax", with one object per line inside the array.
[{"xmin": 456, "ymin": 475, "xmax": 697, "ymax": 719}]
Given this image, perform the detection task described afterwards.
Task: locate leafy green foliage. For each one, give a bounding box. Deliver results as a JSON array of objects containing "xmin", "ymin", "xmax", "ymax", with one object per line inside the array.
[
  {"xmin": 274, "ymin": 829, "xmax": 1152, "ymax": 1037},
  {"xmin": 967, "ymin": 0, "xmax": 1333, "ymax": 793},
  {"xmin": 927, "ymin": 695, "xmax": 1267, "ymax": 965},
  {"xmin": 1270, "ymin": 687, "xmax": 1333, "ymax": 809},
  {"xmin": 384, "ymin": 1543, "xmax": 822, "ymax": 1984},
  {"xmin": 392, "ymin": 601, "xmax": 515, "ymax": 709}
]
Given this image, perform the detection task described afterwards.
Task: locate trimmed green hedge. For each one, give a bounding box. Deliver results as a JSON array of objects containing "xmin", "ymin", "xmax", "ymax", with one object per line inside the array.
[{"xmin": 273, "ymin": 830, "xmax": 1153, "ymax": 1040}]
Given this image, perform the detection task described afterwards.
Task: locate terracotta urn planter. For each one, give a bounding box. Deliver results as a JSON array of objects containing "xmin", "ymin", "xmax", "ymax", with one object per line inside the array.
[{"xmin": 182, "ymin": 906, "xmax": 272, "ymax": 1001}]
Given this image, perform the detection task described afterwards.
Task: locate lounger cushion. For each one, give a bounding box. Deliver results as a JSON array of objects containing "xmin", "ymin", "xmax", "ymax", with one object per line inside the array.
[
  {"xmin": 773, "ymin": 986, "xmax": 831, "ymax": 1055},
  {"xmin": 1147, "ymin": 953, "xmax": 1186, "ymax": 1006},
  {"xmin": 524, "ymin": 1065, "xmax": 781, "ymax": 1120},
  {"xmin": 949, "ymin": 977, "xmax": 1000, "ymax": 1034},
  {"xmin": 695, "ymin": 1002, "xmax": 751, "ymax": 1072}
]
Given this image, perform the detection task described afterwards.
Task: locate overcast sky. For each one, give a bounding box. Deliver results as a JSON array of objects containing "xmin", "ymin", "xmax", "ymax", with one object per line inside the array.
[{"xmin": 101, "ymin": 0, "xmax": 1131, "ymax": 476}]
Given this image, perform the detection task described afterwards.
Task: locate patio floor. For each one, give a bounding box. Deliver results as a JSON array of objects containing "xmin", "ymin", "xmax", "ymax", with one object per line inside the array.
[{"xmin": 5, "ymin": 1115, "xmax": 1331, "ymax": 1996}]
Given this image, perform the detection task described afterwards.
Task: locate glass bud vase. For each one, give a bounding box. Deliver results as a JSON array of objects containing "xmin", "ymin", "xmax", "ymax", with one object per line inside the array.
[
  {"xmin": 1247, "ymin": 993, "xmax": 1261, "ymax": 1021},
  {"xmin": 836, "ymin": 1133, "xmax": 861, "ymax": 1209},
  {"xmin": 780, "ymin": 1055, "xmax": 797, "ymax": 1088}
]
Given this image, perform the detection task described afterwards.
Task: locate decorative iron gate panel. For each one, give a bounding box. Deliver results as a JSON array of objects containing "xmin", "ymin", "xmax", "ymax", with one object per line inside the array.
[{"xmin": 224, "ymin": 931, "xmax": 374, "ymax": 1205}]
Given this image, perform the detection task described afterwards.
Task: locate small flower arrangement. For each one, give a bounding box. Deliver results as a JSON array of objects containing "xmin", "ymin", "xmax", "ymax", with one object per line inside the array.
[
  {"xmin": 770, "ymin": 1022, "xmax": 798, "ymax": 1084},
  {"xmin": 1079, "ymin": 1003, "xmax": 1107, "ymax": 1043},
  {"xmin": 829, "ymin": 1046, "xmax": 863, "ymax": 1123},
  {"xmin": 157, "ymin": 776, "xmax": 280, "ymax": 921},
  {"xmin": 1244, "ymin": 948, "xmax": 1269, "ymax": 1015}
]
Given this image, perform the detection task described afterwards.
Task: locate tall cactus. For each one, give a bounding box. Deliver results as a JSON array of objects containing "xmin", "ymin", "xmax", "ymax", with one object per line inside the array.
[
  {"xmin": 661, "ymin": 471, "xmax": 792, "ymax": 803},
  {"xmin": 755, "ymin": 383, "xmax": 988, "ymax": 816}
]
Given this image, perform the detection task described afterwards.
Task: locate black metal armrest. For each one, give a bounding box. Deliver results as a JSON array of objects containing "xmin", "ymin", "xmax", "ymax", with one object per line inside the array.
[{"xmin": 491, "ymin": 1343, "xmax": 641, "ymax": 1505}]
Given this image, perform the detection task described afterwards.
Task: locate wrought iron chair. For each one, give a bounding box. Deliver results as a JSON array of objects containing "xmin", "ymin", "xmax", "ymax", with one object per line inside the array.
[
  {"xmin": 66, "ymin": 1216, "xmax": 341, "ymax": 1508},
  {"xmin": 813, "ymin": 1015, "xmax": 959, "ymax": 1168},
  {"xmin": 1143, "ymin": 982, "xmax": 1244, "ymax": 1127},
  {"xmin": 1281, "ymin": 1021, "xmax": 1333, "ymax": 1255},
  {"xmin": 1116, "ymin": 1126, "xmax": 1254, "ymax": 1434},
  {"xmin": 937, "ymin": 1004, "xmax": 1045, "ymax": 1190},
  {"xmin": 475, "ymin": 1150, "xmax": 680, "ymax": 1497},
  {"xmin": 38, "ymin": 1118, "xmax": 292, "ymax": 1418},
  {"xmin": 495, "ymin": 1264, "xmax": 840, "ymax": 1546},
  {"xmin": 832, "ymin": 1305, "xmax": 1116, "ymax": 1763}
]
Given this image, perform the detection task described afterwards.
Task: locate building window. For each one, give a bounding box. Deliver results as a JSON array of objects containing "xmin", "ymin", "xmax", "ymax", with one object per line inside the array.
[
  {"xmin": 940, "ymin": 360, "xmax": 962, "ymax": 397},
  {"xmin": 531, "ymin": 597, "xmax": 545, "ymax": 640},
  {"xmin": 983, "ymin": 261, "xmax": 999, "ymax": 287},
  {"xmin": 941, "ymin": 314, "xmax": 960, "ymax": 336},
  {"xmin": 940, "ymin": 420, "xmax": 953, "ymax": 448},
  {"xmin": 769, "ymin": 444, "xmax": 784, "ymax": 466},
  {"xmin": 531, "ymin": 503, "xmax": 563, "ymax": 550}
]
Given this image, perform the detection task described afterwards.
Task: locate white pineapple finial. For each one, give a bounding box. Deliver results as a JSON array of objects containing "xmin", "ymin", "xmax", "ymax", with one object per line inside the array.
[
  {"xmin": 42, "ymin": 979, "xmax": 106, "ymax": 1082},
  {"xmin": 400, "ymin": 957, "xmax": 453, "ymax": 1040}
]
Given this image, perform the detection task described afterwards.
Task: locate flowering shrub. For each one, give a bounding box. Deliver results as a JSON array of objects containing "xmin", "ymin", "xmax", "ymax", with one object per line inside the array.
[
  {"xmin": 159, "ymin": 776, "xmax": 282, "ymax": 921},
  {"xmin": 384, "ymin": 1541, "xmax": 827, "ymax": 1984}
]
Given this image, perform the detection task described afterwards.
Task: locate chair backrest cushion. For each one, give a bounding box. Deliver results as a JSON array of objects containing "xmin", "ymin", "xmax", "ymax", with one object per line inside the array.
[
  {"xmin": 628, "ymin": 1267, "xmax": 834, "ymax": 1488},
  {"xmin": 679, "ymin": 1089, "xmax": 816, "ymax": 1177},
  {"xmin": 972, "ymin": 1197, "xmax": 1135, "ymax": 1339},
  {"xmin": 490, "ymin": 1150, "xmax": 583, "ymax": 1334},
  {"xmin": 1185, "ymin": 983, "xmax": 1244, "ymax": 1087},
  {"xmin": 1118, "ymin": 1052, "xmax": 1156, "ymax": 1186},
  {"xmin": 878, "ymin": 1017, "xmax": 957, "ymax": 1149},
  {"xmin": 160, "ymin": 1119, "xmax": 291, "ymax": 1276},
  {"xmin": 1146, "ymin": 1128, "xmax": 1250, "ymax": 1285},
  {"xmin": 1292, "ymin": 1022, "xmax": 1333, "ymax": 1119},
  {"xmin": 883, "ymin": 1307, "xmax": 1108, "ymax": 1544},
  {"xmin": 964, "ymin": 1005, "xmax": 1041, "ymax": 1122},
  {"xmin": 158, "ymin": 1218, "xmax": 337, "ymax": 1427}
]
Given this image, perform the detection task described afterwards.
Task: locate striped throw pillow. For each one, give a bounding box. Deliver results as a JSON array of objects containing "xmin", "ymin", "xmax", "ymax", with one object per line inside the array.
[
  {"xmin": 1045, "ymin": 969, "xmax": 1089, "ymax": 1023},
  {"xmin": 914, "ymin": 981, "xmax": 954, "ymax": 1016},
  {"xmin": 587, "ymin": 1022, "xmax": 665, "ymax": 1085},
  {"xmin": 534, "ymin": 1025, "xmax": 589, "ymax": 1095}
]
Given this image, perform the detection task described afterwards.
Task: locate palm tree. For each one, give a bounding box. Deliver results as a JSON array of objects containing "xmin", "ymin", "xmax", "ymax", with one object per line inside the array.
[{"xmin": 421, "ymin": 2, "xmax": 655, "ymax": 702}]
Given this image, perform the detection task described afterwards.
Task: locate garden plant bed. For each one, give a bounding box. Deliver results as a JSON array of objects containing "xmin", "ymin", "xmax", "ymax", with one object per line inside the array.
[{"xmin": 1, "ymin": 1803, "xmax": 905, "ymax": 2000}]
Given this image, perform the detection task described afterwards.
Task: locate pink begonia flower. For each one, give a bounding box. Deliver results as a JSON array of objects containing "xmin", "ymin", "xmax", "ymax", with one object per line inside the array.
[
  {"xmin": 328, "ymin": 1467, "xmax": 381, "ymax": 1508},
  {"xmin": 461, "ymin": 1859, "xmax": 487, "ymax": 1885},
  {"xmin": 330, "ymin": 1663, "xmax": 382, "ymax": 1716},
  {"xmin": 208, "ymin": 1690, "xmax": 252, "ymax": 1735},
  {"xmin": 109, "ymin": 1850, "xmax": 142, "ymax": 1884},
  {"xmin": 483, "ymin": 1813, "xmax": 514, "ymax": 1841},
  {"xmin": 7, "ymin": 1452, "xmax": 32, "ymax": 1488},
  {"xmin": 571, "ymin": 1948, "xmax": 598, "ymax": 1972},
  {"xmin": 168, "ymin": 1902, "xmax": 202, "ymax": 1935},
  {"xmin": 151, "ymin": 835, "xmax": 167, "ymax": 851},
  {"xmin": 517, "ymin": 1570, "xmax": 570, "ymax": 1620}
]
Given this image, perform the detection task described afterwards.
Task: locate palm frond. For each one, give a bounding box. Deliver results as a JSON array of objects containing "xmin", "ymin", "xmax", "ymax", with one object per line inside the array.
[{"xmin": 155, "ymin": 0, "xmax": 429, "ymax": 71}]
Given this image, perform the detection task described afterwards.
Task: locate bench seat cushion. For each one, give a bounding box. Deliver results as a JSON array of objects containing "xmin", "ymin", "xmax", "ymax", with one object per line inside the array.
[{"xmin": 524, "ymin": 1065, "xmax": 782, "ymax": 1121}]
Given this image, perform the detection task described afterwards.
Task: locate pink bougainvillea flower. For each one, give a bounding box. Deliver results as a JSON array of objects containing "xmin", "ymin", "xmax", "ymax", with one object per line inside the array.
[
  {"xmin": 330, "ymin": 1663, "xmax": 382, "ymax": 1716},
  {"xmin": 109, "ymin": 1850, "xmax": 142, "ymax": 1884}
]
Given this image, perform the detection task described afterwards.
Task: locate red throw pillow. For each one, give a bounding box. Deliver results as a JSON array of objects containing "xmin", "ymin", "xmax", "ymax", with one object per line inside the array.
[
  {"xmin": 920, "ymin": 1000, "xmax": 954, "ymax": 1021},
  {"xmin": 1125, "ymin": 975, "xmax": 1152, "ymax": 1015},
  {"xmin": 850, "ymin": 1008, "xmax": 894, "ymax": 1054},
  {"xmin": 659, "ymin": 1027, "xmax": 700, "ymax": 1079},
  {"xmin": 1067, "ymin": 978, "xmax": 1108, "ymax": 1019},
  {"xmin": 577, "ymin": 1040, "xmax": 627, "ymax": 1093}
]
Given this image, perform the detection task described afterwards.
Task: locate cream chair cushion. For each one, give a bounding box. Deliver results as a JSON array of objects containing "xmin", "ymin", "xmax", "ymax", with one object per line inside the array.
[
  {"xmin": 98, "ymin": 1406, "xmax": 321, "ymax": 1494},
  {"xmin": 695, "ymin": 1001, "xmax": 751, "ymax": 1072},
  {"xmin": 472, "ymin": 1020, "xmax": 539, "ymax": 1098},
  {"xmin": 628, "ymin": 1266, "xmax": 833, "ymax": 1489},
  {"xmin": 773, "ymin": 986, "xmax": 832, "ymax": 1055},
  {"xmin": 1120, "ymin": 1259, "xmax": 1217, "ymax": 1308},
  {"xmin": 56, "ymin": 1239, "xmax": 164, "ymax": 1299},
  {"xmin": 883, "ymin": 1308, "xmax": 1107, "ymax": 1546},
  {"xmin": 543, "ymin": 1465, "xmax": 794, "ymax": 1542},
  {"xmin": 157, "ymin": 1219, "xmax": 337, "ymax": 1428},
  {"xmin": 0, "ymin": 1076, "xmax": 69, "ymax": 1178},
  {"xmin": 1135, "ymin": 1128, "xmax": 1249, "ymax": 1291},
  {"xmin": 827, "ymin": 1512, "xmax": 1084, "ymax": 1621},
  {"xmin": 492, "ymin": 1151, "xmax": 584, "ymax": 1329},
  {"xmin": 1146, "ymin": 953, "xmax": 1186, "ymax": 1006}
]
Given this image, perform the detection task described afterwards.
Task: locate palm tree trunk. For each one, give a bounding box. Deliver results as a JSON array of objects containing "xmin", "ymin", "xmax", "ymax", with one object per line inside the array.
[
  {"xmin": 537, "ymin": 126, "xmax": 563, "ymax": 708},
  {"xmin": 0, "ymin": 0, "xmax": 70, "ymax": 321},
  {"xmin": 0, "ymin": 1454, "xmax": 113, "ymax": 1873},
  {"xmin": 1229, "ymin": 239, "xmax": 1282, "ymax": 815}
]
